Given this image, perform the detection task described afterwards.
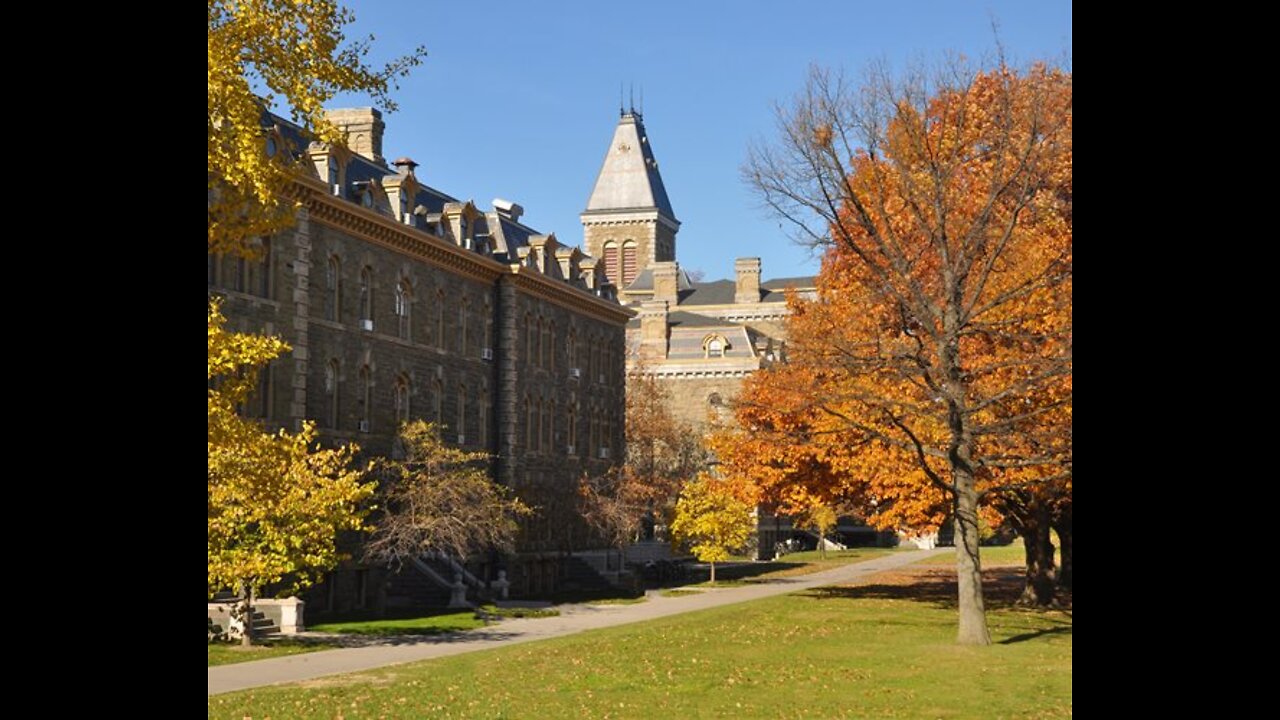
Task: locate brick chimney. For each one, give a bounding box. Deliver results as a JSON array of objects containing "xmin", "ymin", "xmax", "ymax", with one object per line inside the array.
[
  {"xmin": 735, "ymin": 257, "xmax": 761, "ymax": 304},
  {"xmin": 652, "ymin": 261, "xmax": 680, "ymax": 304},
  {"xmin": 639, "ymin": 300, "xmax": 669, "ymax": 360},
  {"xmin": 325, "ymin": 108, "xmax": 385, "ymax": 164}
]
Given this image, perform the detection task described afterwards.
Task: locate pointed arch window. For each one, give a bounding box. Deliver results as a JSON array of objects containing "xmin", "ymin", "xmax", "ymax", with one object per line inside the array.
[
  {"xmin": 622, "ymin": 240, "xmax": 637, "ymax": 285},
  {"xmin": 459, "ymin": 300, "xmax": 469, "ymax": 355},
  {"xmin": 567, "ymin": 404, "xmax": 577, "ymax": 455},
  {"xmin": 457, "ymin": 384, "xmax": 467, "ymax": 444},
  {"xmin": 359, "ymin": 267, "xmax": 374, "ymax": 327},
  {"xmin": 258, "ymin": 238, "xmax": 272, "ymax": 298},
  {"xmin": 525, "ymin": 396, "xmax": 535, "ymax": 453},
  {"xmin": 326, "ymin": 256, "xmax": 342, "ymax": 322},
  {"xmin": 394, "ymin": 375, "xmax": 411, "ymax": 424},
  {"xmin": 433, "ymin": 378, "xmax": 443, "ymax": 425},
  {"xmin": 435, "ymin": 289, "xmax": 446, "ymax": 350},
  {"xmin": 358, "ymin": 365, "xmax": 372, "ymax": 432},
  {"xmin": 395, "ymin": 280, "xmax": 411, "ymax": 340},
  {"xmin": 479, "ymin": 387, "xmax": 489, "ymax": 448},
  {"xmin": 324, "ymin": 360, "xmax": 340, "ymax": 429}
]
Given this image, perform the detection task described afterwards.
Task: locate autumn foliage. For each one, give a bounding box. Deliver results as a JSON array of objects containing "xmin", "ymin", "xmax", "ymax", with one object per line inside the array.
[{"xmin": 738, "ymin": 60, "xmax": 1072, "ymax": 643}]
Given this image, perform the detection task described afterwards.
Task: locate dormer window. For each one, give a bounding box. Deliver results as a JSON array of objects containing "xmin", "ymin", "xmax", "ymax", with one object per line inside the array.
[
  {"xmin": 327, "ymin": 157, "xmax": 339, "ymax": 187},
  {"xmin": 460, "ymin": 216, "xmax": 469, "ymax": 241},
  {"xmin": 265, "ymin": 136, "xmax": 278, "ymax": 158},
  {"xmin": 361, "ymin": 189, "xmax": 374, "ymax": 208},
  {"xmin": 703, "ymin": 334, "xmax": 729, "ymax": 359}
]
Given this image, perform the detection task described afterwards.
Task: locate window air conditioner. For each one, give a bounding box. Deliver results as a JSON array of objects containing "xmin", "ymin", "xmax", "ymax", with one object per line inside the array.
[
  {"xmin": 570, "ymin": 368, "xmax": 580, "ymax": 379},
  {"xmin": 457, "ymin": 434, "xmax": 466, "ymax": 445},
  {"xmin": 332, "ymin": 183, "xmax": 342, "ymax": 196},
  {"xmin": 599, "ymin": 447, "xmax": 610, "ymax": 459},
  {"xmin": 358, "ymin": 420, "xmax": 371, "ymax": 432},
  {"xmin": 566, "ymin": 444, "xmax": 576, "ymax": 456},
  {"xmin": 360, "ymin": 319, "xmax": 374, "ymax": 331},
  {"xmin": 481, "ymin": 348, "xmax": 494, "ymax": 361}
]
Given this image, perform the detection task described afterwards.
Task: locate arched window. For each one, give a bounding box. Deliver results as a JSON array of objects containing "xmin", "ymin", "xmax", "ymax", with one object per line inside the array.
[
  {"xmin": 567, "ymin": 404, "xmax": 577, "ymax": 455},
  {"xmin": 234, "ymin": 256, "xmax": 247, "ymax": 292},
  {"xmin": 359, "ymin": 267, "xmax": 374, "ymax": 327},
  {"xmin": 622, "ymin": 240, "xmax": 637, "ymax": 285},
  {"xmin": 479, "ymin": 388, "xmax": 489, "ymax": 448},
  {"xmin": 395, "ymin": 280, "xmax": 411, "ymax": 340},
  {"xmin": 433, "ymin": 378, "xmax": 443, "ymax": 425},
  {"xmin": 325, "ymin": 360, "xmax": 340, "ymax": 429},
  {"xmin": 258, "ymin": 238, "xmax": 272, "ymax": 298},
  {"xmin": 358, "ymin": 366, "xmax": 372, "ymax": 432},
  {"xmin": 435, "ymin": 289, "xmax": 446, "ymax": 350},
  {"xmin": 603, "ymin": 242, "xmax": 618, "ymax": 284},
  {"xmin": 541, "ymin": 400, "xmax": 551, "ymax": 453},
  {"xmin": 540, "ymin": 318, "xmax": 550, "ymax": 369},
  {"xmin": 394, "ymin": 375, "xmax": 410, "ymax": 424},
  {"xmin": 457, "ymin": 384, "xmax": 467, "ymax": 444},
  {"xmin": 567, "ymin": 328, "xmax": 577, "ymax": 373},
  {"xmin": 548, "ymin": 322, "xmax": 556, "ymax": 371},
  {"xmin": 326, "ymin": 256, "xmax": 341, "ymax": 322},
  {"xmin": 525, "ymin": 313, "xmax": 535, "ymax": 365},
  {"xmin": 484, "ymin": 298, "xmax": 493, "ymax": 355},
  {"xmin": 459, "ymin": 301, "xmax": 469, "ymax": 355},
  {"xmin": 704, "ymin": 335, "xmax": 728, "ymax": 358},
  {"xmin": 525, "ymin": 397, "xmax": 535, "ymax": 453}
]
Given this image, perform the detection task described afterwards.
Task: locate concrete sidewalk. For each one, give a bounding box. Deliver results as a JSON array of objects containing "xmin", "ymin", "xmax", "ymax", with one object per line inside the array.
[{"xmin": 208, "ymin": 547, "xmax": 948, "ymax": 696}]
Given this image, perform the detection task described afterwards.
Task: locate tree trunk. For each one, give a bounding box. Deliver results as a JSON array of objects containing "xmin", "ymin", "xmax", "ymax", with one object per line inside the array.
[
  {"xmin": 953, "ymin": 478, "xmax": 991, "ymax": 645},
  {"xmin": 239, "ymin": 582, "xmax": 255, "ymax": 647},
  {"xmin": 818, "ymin": 530, "xmax": 826, "ymax": 559},
  {"xmin": 1017, "ymin": 508, "xmax": 1057, "ymax": 606},
  {"xmin": 709, "ymin": 561, "xmax": 716, "ymax": 584},
  {"xmin": 1053, "ymin": 504, "xmax": 1072, "ymax": 591}
]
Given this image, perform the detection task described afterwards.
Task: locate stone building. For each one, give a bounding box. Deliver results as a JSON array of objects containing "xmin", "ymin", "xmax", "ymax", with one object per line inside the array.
[
  {"xmin": 209, "ymin": 108, "xmax": 632, "ymax": 613},
  {"xmin": 580, "ymin": 109, "xmax": 816, "ymax": 428}
]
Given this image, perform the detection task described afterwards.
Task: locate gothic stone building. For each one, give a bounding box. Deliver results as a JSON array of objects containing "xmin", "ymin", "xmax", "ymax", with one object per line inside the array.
[
  {"xmin": 581, "ymin": 109, "xmax": 816, "ymax": 428},
  {"xmin": 210, "ymin": 108, "xmax": 632, "ymax": 613}
]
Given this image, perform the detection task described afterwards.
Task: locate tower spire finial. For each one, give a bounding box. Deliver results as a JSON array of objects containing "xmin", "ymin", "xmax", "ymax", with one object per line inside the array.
[
  {"xmin": 639, "ymin": 85, "xmax": 644, "ymax": 117},
  {"xmin": 619, "ymin": 82, "xmax": 624, "ymax": 117},
  {"xmin": 629, "ymin": 83, "xmax": 634, "ymax": 114}
]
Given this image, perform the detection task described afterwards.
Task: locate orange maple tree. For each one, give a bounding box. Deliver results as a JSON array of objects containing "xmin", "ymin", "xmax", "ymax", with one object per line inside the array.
[{"xmin": 734, "ymin": 59, "xmax": 1072, "ymax": 643}]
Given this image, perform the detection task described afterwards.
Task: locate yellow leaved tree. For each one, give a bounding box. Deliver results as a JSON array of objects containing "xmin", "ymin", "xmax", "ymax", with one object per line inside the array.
[
  {"xmin": 208, "ymin": 302, "xmax": 374, "ymax": 645},
  {"xmin": 669, "ymin": 476, "xmax": 754, "ymax": 584}
]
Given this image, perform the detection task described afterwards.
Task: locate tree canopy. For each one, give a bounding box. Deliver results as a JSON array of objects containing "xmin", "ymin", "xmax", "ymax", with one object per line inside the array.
[{"xmin": 737, "ymin": 58, "xmax": 1072, "ymax": 644}]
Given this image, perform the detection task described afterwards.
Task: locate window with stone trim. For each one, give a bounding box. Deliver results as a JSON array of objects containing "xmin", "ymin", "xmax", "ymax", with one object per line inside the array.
[
  {"xmin": 435, "ymin": 290, "xmax": 446, "ymax": 350},
  {"xmin": 567, "ymin": 328, "xmax": 576, "ymax": 373},
  {"xmin": 394, "ymin": 374, "xmax": 410, "ymax": 424},
  {"xmin": 459, "ymin": 300, "xmax": 469, "ymax": 355},
  {"xmin": 326, "ymin": 256, "xmax": 342, "ymax": 322},
  {"xmin": 457, "ymin": 384, "xmax": 467, "ymax": 444},
  {"xmin": 603, "ymin": 241, "xmax": 618, "ymax": 284},
  {"xmin": 325, "ymin": 359, "xmax": 340, "ymax": 429},
  {"xmin": 525, "ymin": 313, "xmax": 535, "ymax": 364},
  {"xmin": 567, "ymin": 404, "xmax": 577, "ymax": 455},
  {"xmin": 479, "ymin": 388, "xmax": 488, "ymax": 448},
  {"xmin": 258, "ymin": 238, "xmax": 272, "ymax": 299},
  {"xmin": 395, "ymin": 280, "xmax": 412, "ymax": 340},
  {"xmin": 548, "ymin": 322, "xmax": 556, "ymax": 371},
  {"xmin": 433, "ymin": 378, "xmax": 443, "ymax": 425},
  {"xmin": 359, "ymin": 365, "xmax": 372, "ymax": 432},
  {"xmin": 525, "ymin": 397, "xmax": 535, "ymax": 453},
  {"xmin": 622, "ymin": 240, "xmax": 637, "ymax": 285},
  {"xmin": 359, "ymin": 267, "xmax": 374, "ymax": 327}
]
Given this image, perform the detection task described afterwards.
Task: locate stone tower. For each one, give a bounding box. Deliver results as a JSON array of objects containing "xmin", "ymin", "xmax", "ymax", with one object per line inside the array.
[{"xmin": 580, "ymin": 110, "xmax": 680, "ymax": 289}]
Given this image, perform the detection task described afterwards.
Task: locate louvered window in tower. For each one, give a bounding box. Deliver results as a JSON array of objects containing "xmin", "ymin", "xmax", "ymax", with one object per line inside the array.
[
  {"xmin": 622, "ymin": 241, "xmax": 637, "ymax": 285},
  {"xmin": 603, "ymin": 242, "xmax": 618, "ymax": 284}
]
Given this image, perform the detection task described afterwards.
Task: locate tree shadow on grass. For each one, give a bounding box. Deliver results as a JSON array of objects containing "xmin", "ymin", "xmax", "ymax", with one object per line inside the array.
[
  {"xmin": 294, "ymin": 628, "xmax": 523, "ymax": 648},
  {"xmin": 797, "ymin": 566, "xmax": 1072, "ymax": 622}
]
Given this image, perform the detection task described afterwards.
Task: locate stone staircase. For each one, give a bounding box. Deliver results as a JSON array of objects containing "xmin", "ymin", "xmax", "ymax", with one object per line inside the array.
[
  {"xmin": 559, "ymin": 555, "xmax": 616, "ymax": 594},
  {"xmin": 384, "ymin": 561, "xmax": 453, "ymax": 608}
]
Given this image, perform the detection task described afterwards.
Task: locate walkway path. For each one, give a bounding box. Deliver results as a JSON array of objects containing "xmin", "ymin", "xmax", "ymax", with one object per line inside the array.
[{"xmin": 209, "ymin": 547, "xmax": 948, "ymax": 696}]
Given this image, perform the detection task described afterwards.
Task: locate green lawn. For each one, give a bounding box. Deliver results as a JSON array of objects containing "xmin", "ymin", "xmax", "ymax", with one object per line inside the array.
[
  {"xmin": 309, "ymin": 610, "xmax": 484, "ymax": 636},
  {"xmin": 660, "ymin": 589, "xmax": 703, "ymax": 597},
  {"xmin": 207, "ymin": 639, "xmax": 335, "ymax": 666},
  {"xmin": 585, "ymin": 596, "xmax": 649, "ymax": 606},
  {"xmin": 914, "ymin": 539, "xmax": 1052, "ymax": 567},
  {"xmin": 210, "ymin": 566, "xmax": 1071, "ymax": 718}
]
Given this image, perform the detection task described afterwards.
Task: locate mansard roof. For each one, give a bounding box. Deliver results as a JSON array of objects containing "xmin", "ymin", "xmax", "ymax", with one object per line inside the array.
[{"xmin": 583, "ymin": 111, "xmax": 676, "ymax": 221}]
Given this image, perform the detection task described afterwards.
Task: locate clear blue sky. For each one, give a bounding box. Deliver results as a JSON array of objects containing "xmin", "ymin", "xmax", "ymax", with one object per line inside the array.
[{"xmin": 330, "ymin": 1, "xmax": 1071, "ymax": 281}]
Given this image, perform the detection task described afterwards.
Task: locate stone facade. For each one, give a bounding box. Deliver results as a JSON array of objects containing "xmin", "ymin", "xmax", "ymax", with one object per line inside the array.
[{"xmin": 211, "ymin": 108, "xmax": 632, "ymax": 613}]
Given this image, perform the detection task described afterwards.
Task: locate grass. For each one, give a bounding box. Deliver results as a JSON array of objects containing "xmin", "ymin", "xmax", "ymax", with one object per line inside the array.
[
  {"xmin": 207, "ymin": 638, "xmax": 336, "ymax": 667},
  {"xmin": 659, "ymin": 589, "xmax": 702, "ymax": 597},
  {"xmin": 914, "ymin": 538, "xmax": 1055, "ymax": 567},
  {"xmin": 209, "ymin": 564, "xmax": 1071, "ymax": 718},
  {"xmin": 478, "ymin": 605, "xmax": 560, "ymax": 619},
  {"xmin": 585, "ymin": 596, "xmax": 648, "ymax": 606},
  {"xmin": 681, "ymin": 547, "xmax": 907, "ymax": 586},
  {"xmin": 309, "ymin": 610, "xmax": 485, "ymax": 636}
]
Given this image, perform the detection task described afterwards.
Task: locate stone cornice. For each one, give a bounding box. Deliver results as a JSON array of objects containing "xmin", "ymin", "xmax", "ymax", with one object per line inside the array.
[{"xmin": 510, "ymin": 267, "xmax": 635, "ymax": 326}]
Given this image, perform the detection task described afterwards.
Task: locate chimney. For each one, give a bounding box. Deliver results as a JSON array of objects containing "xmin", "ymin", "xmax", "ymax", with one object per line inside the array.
[
  {"xmin": 735, "ymin": 257, "xmax": 761, "ymax": 304},
  {"xmin": 493, "ymin": 198, "xmax": 524, "ymax": 223},
  {"xmin": 640, "ymin": 300, "xmax": 669, "ymax": 360},
  {"xmin": 652, "ymin": 261, "xmax": 679, "ymax": 304},
  {"xmin": 393, "ymin": 157, "xmax": 419, "ymax": 176},
  {"xmin": 325, "ymin": 108, "xmax": 385, "ymax": 164}
]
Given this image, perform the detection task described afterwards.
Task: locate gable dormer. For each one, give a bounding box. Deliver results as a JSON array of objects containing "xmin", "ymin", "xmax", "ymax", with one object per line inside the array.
[
  {"xmin": 351, "ymin": 177, "xmax": 388, "ymax": 214},
  {"xmin": 442, "ymin": 201, "xmax": 481, "ymax": 249},
  {"xmin": 385, "ymin": 158, "xmax": 421, "ymax": 226},
  {"xmin": 307, "ymin": 142, "xmax": 353, "ymax": 197},
  {"xmin": 556, "ymin": 246, "xmax": 581, "ymax": 282}
]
